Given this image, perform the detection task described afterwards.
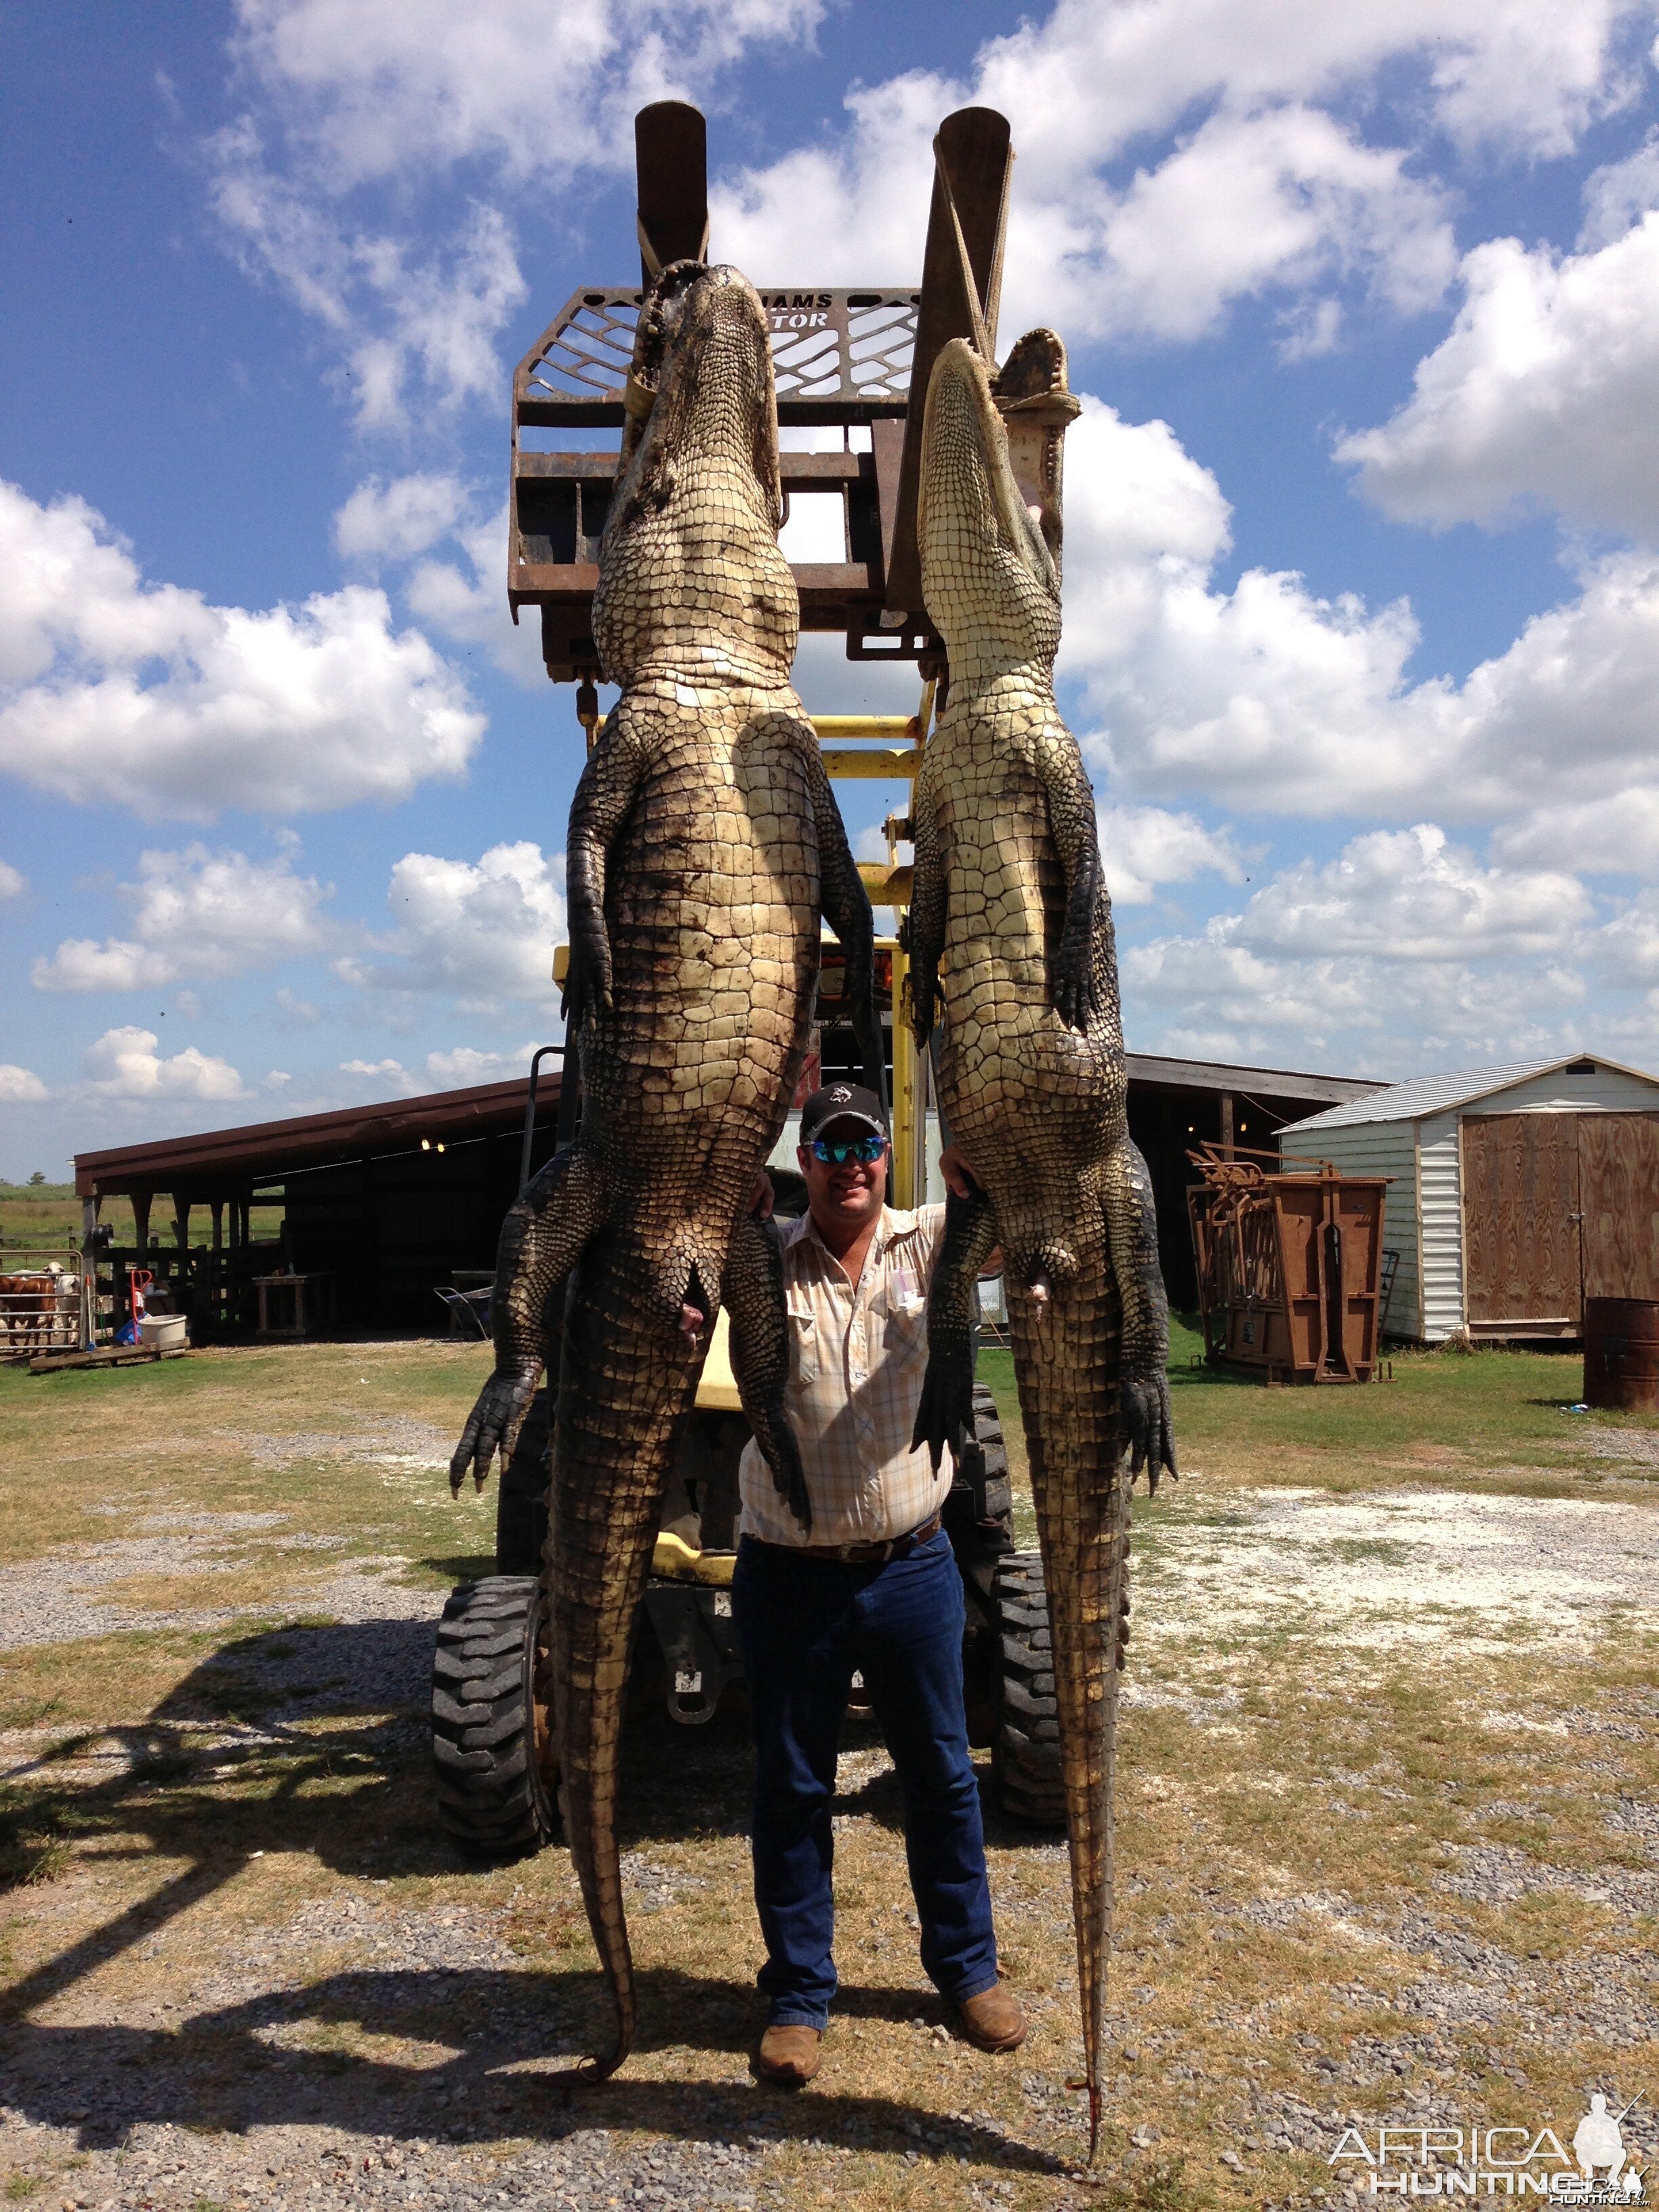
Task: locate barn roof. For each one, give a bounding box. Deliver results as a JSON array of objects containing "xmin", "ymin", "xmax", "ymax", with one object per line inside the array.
[{"xmin": 1292, "ymin": 1054, "xmax": 1659, "ymax": 1132}]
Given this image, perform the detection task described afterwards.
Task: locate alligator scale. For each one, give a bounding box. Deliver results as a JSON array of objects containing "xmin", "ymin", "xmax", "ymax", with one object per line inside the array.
[
  {"xmin": 450, "ymin": 261, "xmax": 880, "ymax": 2077},
  {"xmin": 908, "ymin": 331, "xmax": 1177, "ymax": 2158}
]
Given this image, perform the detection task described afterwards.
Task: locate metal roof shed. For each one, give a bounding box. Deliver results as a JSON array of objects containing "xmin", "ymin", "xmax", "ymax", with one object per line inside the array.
[{"xmin": 1288, "ymin": 1054, "xmax": 1659, "ymax": 1342}]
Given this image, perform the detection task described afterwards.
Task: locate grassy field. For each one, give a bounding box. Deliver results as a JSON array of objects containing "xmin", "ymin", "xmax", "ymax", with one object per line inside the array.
[
  {"xmin": 0, "ymin": 1182, "xmax": 285, "ymax": 1257},
  {"xmin": 0, "ymin": 1336, "xmax": 1654, "ymax": 2210}
]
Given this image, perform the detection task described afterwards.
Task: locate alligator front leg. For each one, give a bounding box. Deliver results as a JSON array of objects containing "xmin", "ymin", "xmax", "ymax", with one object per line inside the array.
[
  {"xmin": 567, "ymin": 712, "xmax": 647, "ymax": 1015},
  {"xmin": 722, "ymin": 1212, "xmax": 811, "ymax": 1530},
  {"xmin": 907, "ymin": 777, "xmax": 945, "ymax": 1050},
  {"xmin": 806, "ymin": 744, "xmax": 886, "ymax": 1111},
  {"xmin": 449, "ymin": 1145, "xmax": 607, "ymax": 1493},
  {"xmin": 912, "ymin": 1182, "xmax": 999, "ymax": 1469},
  {"xmin": 1101, "ymin": 1136, "xmax": 1176, "ymax": 1490},
  {"xmin": 1033, "ymin": 721, "xmax": 1103, "ymax": 1034}
]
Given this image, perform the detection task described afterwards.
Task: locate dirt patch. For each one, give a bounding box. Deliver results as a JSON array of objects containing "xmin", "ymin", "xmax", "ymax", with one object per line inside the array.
[{"xmin": 0, "ymin": 1345, "xmax": 1654, "ymax": 2211}]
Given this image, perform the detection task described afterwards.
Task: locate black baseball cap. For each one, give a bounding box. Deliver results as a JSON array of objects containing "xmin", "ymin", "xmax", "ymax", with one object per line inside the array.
[{"xmin": 800, "ymin": 1082, "xmax": 888, "ymax": 1145}]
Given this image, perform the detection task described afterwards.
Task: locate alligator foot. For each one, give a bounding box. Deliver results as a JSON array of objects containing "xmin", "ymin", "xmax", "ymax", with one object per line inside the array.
[
  {"xmin": 449, "ymin": 1361, "xmax": 540, "ymax": 1494},
  {"xmin": 1122, "ymin": 1370, "xmax": 1177, "ymax": 1493},
  {"xmin": 912, "ymin": 1330, "xmax": 975, "ymax": 1472},
  {"xmin": 723, "ymin": 1212, "xmax": 813, "ymax": 1532}
]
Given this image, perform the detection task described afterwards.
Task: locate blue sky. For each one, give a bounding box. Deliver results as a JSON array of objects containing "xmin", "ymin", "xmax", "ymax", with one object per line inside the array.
[{"xmin": 6, "ymin": 0, "xmax": 1659, "ymax": 1177}]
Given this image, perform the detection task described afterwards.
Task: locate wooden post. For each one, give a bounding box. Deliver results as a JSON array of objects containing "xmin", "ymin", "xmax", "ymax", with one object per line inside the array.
[
  {"xmin": 1220, "ymin": 1094, "xmax": 1235, "ymax": 1160},
  {"xmin": 883, "ymin": 107, "xmax": 1015, "ymax": 619},
  {"xmin": 80, "ymin": 1197, "xmax": 98, "ymax": 1349},
  {"xmin": 132, "ymin": 1191, "xmax": 150, "ymax": 1263}
]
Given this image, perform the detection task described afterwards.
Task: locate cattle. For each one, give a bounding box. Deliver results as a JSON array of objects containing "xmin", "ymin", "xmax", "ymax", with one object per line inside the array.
[{"xmin": 0, "ymin": 1266, "xmax": 77, "ymax": 1355}]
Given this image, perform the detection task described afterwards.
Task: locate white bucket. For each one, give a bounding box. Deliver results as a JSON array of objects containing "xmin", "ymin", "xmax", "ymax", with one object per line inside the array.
[{"xmin": 137, "ymin": 1312, "xmax": 188, "ymax": 1351}]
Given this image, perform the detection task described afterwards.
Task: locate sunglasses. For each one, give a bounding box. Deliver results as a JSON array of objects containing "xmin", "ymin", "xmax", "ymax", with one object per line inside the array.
[{"xmin": 810, "ymin": 1134, "xmax": 888, "ymax": 1165}]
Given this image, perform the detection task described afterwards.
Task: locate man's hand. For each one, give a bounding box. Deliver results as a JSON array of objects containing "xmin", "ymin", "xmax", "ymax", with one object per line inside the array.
[
  {"xmin": 939, "ymin": 1143, "xmax": 977, "ymax": 1200},
  {"xmin": 749, "ymin": 1168, "xmax": 775, "ymax": 1220}
]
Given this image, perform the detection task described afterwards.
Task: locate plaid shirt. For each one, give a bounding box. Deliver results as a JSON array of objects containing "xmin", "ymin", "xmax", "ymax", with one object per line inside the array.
[{"xmin": 737, "ymin": 1202, "xmax": 950, "ymax": 1547}]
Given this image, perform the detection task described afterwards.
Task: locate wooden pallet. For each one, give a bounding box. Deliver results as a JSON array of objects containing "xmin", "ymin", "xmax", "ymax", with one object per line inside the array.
[{"xmin": 24, "ymin": 1345, "xmax": 189, "ymax": 1376}]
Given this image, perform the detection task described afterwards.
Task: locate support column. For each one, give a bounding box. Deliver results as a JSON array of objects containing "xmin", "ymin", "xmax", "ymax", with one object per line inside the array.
[{"xmin": 1219, "ymin": 1094, "xmax": 1235, "ymax": 1160}]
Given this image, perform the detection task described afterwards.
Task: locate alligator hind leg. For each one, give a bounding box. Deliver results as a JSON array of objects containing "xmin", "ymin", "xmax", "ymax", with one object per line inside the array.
[
  {"xmin": 722, "ymin": 1212, "xmax": 811, "ymax": 1530},
  {"xmin": 912, "ymin": 1183, "xmax": 999, "ymax": 1469},
  {"xmin": 1099, "ymin": 1139, "xmax": 1176, "ymax": 1488},
  {"xmin": 449, "ymin": 1143, "xmax": 609, "ymax": 1492}
]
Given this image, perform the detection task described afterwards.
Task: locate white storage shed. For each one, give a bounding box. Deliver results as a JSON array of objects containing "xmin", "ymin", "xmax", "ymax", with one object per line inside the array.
[{"xmin": 1285, "ymin": 1054, "xmax": 1659, "ymax": 1343}]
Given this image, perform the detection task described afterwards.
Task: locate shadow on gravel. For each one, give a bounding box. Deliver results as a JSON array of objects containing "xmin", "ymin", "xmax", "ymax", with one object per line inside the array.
[
  {"xmin": 0, "ymin": 1965, "xmax": 1065, "ymax": 2174},
  {"xmin": 0, "ymin": 1616, "xmax": 1061, "ymax": 2175}
]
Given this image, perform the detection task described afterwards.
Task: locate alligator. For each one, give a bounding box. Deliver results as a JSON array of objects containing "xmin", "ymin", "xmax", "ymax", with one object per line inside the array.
[
  {"xmin": 449, "ymin": 259, "xmax": 882, "ymax": 2079},
  {"xmin": 905, "ymin": 329, "xmax": 1176, "ymax": 2160}
]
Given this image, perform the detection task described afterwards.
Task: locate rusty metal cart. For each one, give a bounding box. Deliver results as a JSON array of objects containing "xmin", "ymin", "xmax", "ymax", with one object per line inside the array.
[{"xmin": 1187, "ymin": 1145, "xmax": 1389, "ymax": 1385}]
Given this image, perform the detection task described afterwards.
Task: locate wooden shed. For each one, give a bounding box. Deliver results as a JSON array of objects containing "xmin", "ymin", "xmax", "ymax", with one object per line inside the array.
[{"xmin": 1284, "ymin": 1055, "xmax": 1659, "ymax": 1343}]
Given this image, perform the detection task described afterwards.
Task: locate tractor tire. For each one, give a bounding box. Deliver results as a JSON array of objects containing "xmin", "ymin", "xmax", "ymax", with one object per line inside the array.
[
  {"xmin": 991, "ymin": 1551, "xmax": 1066, "ymax": 1829},
  {"xmin": 431, "ymin": 1575, "xmax": 558, "ymax": 1858}
]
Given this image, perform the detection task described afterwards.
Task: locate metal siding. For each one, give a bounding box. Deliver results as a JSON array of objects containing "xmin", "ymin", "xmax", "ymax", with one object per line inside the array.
[
  {"xmin": 1279, "ymin": 1121, "xmax": 1422, "ymax": 1338},
  {"xmin": 1294, "ymin": 1054, "xmax": 1659, "ymax": 1132},
  {"xmin": 1462, "ymin": 1068, "xmax": 1659, "ymax": 1115},
  {"xmin": 1419, "ymin": 1113, "xmax": 1465, "ymax": 1340}
]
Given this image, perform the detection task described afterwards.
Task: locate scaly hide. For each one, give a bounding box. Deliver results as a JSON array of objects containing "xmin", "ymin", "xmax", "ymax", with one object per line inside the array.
[
  {"xmin": 449, "ymin": 261, "xmax": 882, "ymax": 2078},
  {"xmin": 906, "ymin": 331, "xmax": 1176, "ymax": 2162}
]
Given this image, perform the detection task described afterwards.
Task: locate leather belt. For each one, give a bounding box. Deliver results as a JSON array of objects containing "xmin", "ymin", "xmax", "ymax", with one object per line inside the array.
[{"xmin": 760, "ymin": 1510, "xmax": 943, "ymax": 1567}]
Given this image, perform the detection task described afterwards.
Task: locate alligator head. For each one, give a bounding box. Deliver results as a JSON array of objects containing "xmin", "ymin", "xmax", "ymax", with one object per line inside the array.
[
  {"xmin": 595, "ymin": 261, "xmax": 794, "ymax": 687},
  {"xmin": 918, "ymin": 329, "xmax": 1080, "ymax": 684}
]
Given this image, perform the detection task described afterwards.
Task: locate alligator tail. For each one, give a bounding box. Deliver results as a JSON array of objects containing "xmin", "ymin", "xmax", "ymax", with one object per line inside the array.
[
  {"xmin": 1006, "ymin": 1252, "xmax": 1131, "ymax": 2167},
  {"xmin": 549, "ymin": 1243, "xmax": 705, "ymax": 2078}
]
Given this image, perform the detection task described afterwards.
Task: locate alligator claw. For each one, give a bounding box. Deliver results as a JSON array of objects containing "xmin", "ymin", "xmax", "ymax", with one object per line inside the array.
[
  {"xmin": 1050, "ymin": 943, "xmax": 1092, "ymax": 1033},
  {"xmin": 449, "ymin": 1364, "xmax": 540, "ymax": 1495},
  {"xmin": 1122, "ymin": 1371, "xmax": 1177, "ymax": 1493},
  {"xmin": 912, "ymin": 1334, "xmax": 976, "ymax": 1473}
]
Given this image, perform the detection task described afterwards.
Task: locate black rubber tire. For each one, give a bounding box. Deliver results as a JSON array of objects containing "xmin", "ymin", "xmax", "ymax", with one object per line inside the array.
[
  {"xmin": 991, "ymin": 1551, "xmax": 1065, "ymax": 1828},
  {"xmin": 431, "ymin": 1576, "xmax": 558, "ymax": 1857}
]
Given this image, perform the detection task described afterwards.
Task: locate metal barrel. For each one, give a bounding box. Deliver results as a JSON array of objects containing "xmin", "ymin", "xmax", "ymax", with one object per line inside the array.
[{"xmin": 1582, "ymin": 1296, "xmax": 1659, "ymax": 1412}]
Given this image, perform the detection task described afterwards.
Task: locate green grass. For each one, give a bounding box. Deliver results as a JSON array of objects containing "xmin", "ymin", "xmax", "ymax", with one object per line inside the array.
[
  {"xmin": 0, "ymin": 1183, "xmax": 283, "ymax": 1256},
  {"xmin": 977, "ymin": 1316, "xmax": 1647, "ymax": 1498}
]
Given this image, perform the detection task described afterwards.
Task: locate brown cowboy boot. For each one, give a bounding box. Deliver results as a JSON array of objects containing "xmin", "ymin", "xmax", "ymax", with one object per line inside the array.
[
  {"xmin": 754, "ymin": 2023, "xmax": 823, "ymax": 2085},
  {"xmin": 954, "ymin": 1983, "xmax": 1026, "ymax": 2052}
]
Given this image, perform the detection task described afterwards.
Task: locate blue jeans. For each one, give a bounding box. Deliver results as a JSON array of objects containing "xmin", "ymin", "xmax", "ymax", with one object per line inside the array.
[{"xmin": 732, "ymin": 1528, "xmax": 1000, "ymax": 2029}]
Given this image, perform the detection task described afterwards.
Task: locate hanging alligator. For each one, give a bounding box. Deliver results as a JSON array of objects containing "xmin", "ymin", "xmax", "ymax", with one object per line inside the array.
[
  {"xmin": 449, "ymin": 258, "xmax": 883, "ymax": 2078},
  {"xmin": 907, "ymin": 329, "xmax": 1177, "ymax": 2161}
]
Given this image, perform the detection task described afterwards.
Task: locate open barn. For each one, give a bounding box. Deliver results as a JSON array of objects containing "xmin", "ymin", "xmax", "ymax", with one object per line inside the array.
[
  {"xmin": 1287, "ymin": 1054, "xmax": 1659, "ymax": 1343},
  {"xmin": 73, "ymin": 1052, "xmax": 1378, "ymax": 1342}
]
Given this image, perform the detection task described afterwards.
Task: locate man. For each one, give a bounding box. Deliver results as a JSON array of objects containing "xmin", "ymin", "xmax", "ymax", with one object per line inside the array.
[{"xmin": 734, "ymin": 1080, "xmax": 1025, "ymax": 2086}]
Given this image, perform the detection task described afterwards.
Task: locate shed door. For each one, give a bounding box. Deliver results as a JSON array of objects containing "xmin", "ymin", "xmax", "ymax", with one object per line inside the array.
[
  {"xmin": 1461, "ymin": 1113, "xmax": 1582, "ymax": 1326},
  {"xmin": 1578, "ymin": 1113, "xmax": 1659, "ymax": 1300}
]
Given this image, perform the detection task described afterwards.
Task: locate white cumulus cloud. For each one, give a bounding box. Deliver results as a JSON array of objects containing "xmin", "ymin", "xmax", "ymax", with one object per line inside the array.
[
  {"xmin": 339, "ymin": 840, "xmax": 566, "ymax": 1010},
  {"xmin": 1120, "ymin": 824, "xmax": 1599, "ymax": 1070},
  {"xmin": 0, "ymin": 1065, "xmax": 48, "ymax": 1103},
  {"xmin": 714, "ymin": 0, "xmax": 1642, "ymax": 349},
  {"xmin": 1338, "ymin": 208, "xmax": 1659, "ymax": 538},
  {"xmin": 425, "ymin": 1042, "xmax": 541, "ymax": 1086},
  {"xmin": 0, "ymin": 480, "xmax": 483, "ymax": 819},
  {"xmin": 1096, "ymin": 804, "xmax": 1246, "ymax": 905},
  {"xmin": 1051, "ymin": 401, "xmax": 1659, "ymax": 837},
  {"xmin": 334, "ymin": 472, "xmax": 470, "ymax": 560},
  {"xmin": 0, "ymin": 861, "xmax": 24, "ymax": 900},
  {"xmin": 32, "ymin": 842, "xmax": 338, "ymax": 992},
  {"xmin": 83, "ymin": 1027, "xmax": 246, "ymax": 1101},
  {"xmin": 209, "ymin": 0, "xmax": 825, "ymax": 428}
]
